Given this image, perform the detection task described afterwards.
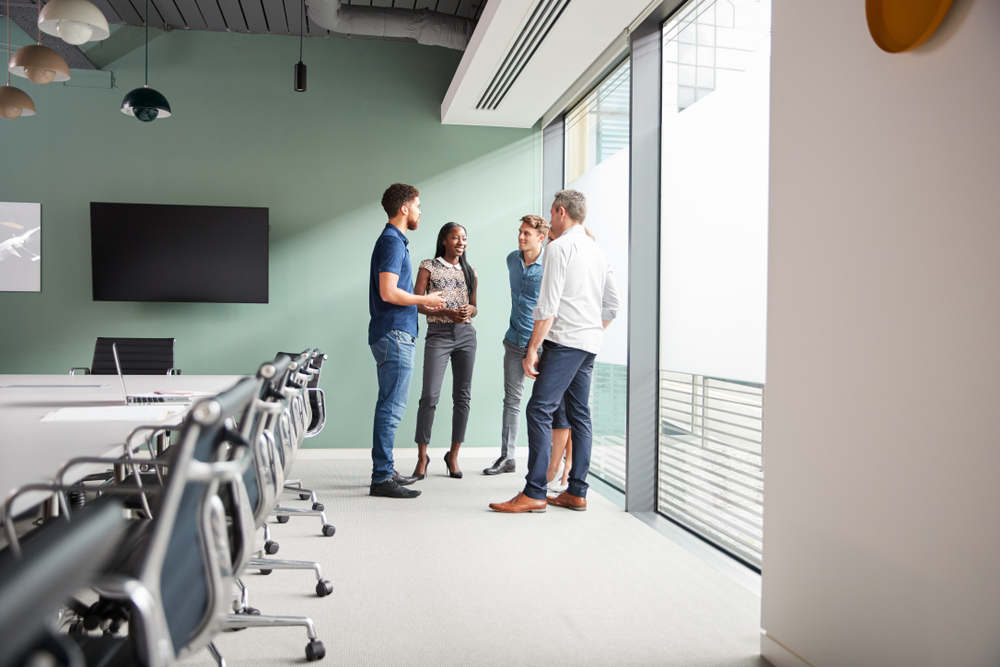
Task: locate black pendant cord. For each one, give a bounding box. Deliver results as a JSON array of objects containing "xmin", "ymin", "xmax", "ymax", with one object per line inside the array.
[
  {"xmin": 144, "ymin": 0, "xmax": 149, "ymax": 86},
  {"xmin": 6, "ymin": 0, "xmax": 10, "ymax": 86},
  {"xmin": 299, "ymin": 0, "xmax": 304, "ymax": 61}
]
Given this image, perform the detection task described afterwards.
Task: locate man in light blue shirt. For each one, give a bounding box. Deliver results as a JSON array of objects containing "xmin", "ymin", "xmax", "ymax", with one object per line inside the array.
[{"xmin": 482, "ymin": 215, "xmax": 550, "ymax": 475}]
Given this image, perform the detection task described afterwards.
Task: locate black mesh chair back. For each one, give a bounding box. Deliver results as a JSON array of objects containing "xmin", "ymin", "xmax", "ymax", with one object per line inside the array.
[
  {"xmin": 241, "ymin": 355, "xmax": 292, "ymax": 527},
  {"xmin": 90, "ymin": 337, "xmax": 177, "ymax": 375},
  {"xmin": 141, "ymin": 377, "xmax": 257, "ymax": 658},
  {"xmin": 0, "ymin": 499, "xmax": 127, "ymax": 667}
]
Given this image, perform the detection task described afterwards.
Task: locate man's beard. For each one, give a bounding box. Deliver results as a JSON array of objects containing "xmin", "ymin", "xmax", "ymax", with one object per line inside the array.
[{"xmin": 407, "ymin": 218, "xmax": 419, "ymax": 230}]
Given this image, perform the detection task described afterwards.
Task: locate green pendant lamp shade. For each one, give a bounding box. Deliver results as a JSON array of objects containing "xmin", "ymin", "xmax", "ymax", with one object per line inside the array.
[
  {"xmin": 121, "ymin": 0, "xmax": 170, "ymax": 122},
  {"xmin": 122, "ymin": 85, "xmax": 170, "ymax": 121},
  {"xmin": 1, "ymin": 0, "xmax": 35, "ymax": 119}
]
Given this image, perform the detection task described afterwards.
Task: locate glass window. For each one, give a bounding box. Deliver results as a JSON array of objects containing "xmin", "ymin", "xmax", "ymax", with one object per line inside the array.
[
  {"xmin": 563, "ymin": 58, "xmax": 631, "ymax": 492},
  {"xmin": 565, "ymin": 59, "xmax": 631, "ymax": 184},
  {"xmin": 658, "ymin": 0, "xmax": 771, "ymax": 568}
]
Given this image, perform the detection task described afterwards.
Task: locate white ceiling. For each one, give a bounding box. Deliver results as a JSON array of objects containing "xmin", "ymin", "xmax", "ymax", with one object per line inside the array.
[{"xmin": 441, "ymin": 0, "xmax": 653, "ymax": 128}]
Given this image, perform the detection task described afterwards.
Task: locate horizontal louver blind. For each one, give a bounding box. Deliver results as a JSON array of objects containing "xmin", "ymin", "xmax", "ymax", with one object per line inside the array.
[
  {"xmin": 589, "ymin": 362, "xmax": 627, "ymax": 491},
  {"xmin": 658, "ymin": 371, "xmax": 764, "ymax": 568}
]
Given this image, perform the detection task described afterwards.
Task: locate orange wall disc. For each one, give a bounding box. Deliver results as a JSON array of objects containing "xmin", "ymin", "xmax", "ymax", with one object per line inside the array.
[{"xmin": 867, "ymin": 0, "xmax": 955, "ymax": 53}]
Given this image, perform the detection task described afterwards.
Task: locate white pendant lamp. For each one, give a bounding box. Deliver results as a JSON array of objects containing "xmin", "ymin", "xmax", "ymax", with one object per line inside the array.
[
  {"xmin": 38, "ymin": 0, "xmax": 110, "ymax": 45},
  {"xmin": 9, "ymin": 0, "xmax": 71, "ymax": 84},
  {"xmin": 0, "ymin": 0, "xmax": 35, "ymax": 119}
]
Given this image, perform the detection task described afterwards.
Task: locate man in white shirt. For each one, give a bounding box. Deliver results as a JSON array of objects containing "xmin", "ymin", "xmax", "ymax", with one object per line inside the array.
[{"xmin": 489, "ymin": 190, "xmax": 620, "ymax": 513}]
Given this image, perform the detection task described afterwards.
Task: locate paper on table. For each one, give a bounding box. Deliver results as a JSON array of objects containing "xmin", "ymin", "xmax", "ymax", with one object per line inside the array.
[{"xmin": 41, "ymin": 405, "xmax": 187, "ymax": 422}]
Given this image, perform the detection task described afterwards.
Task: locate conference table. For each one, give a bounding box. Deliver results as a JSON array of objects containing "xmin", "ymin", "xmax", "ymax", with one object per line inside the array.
[{"xmin": 0, "ymin": 374, "xmax": 246, "ymax": 521}]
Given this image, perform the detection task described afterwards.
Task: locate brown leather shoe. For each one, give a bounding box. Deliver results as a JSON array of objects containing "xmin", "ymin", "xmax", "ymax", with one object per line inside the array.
[
  {"xmin": 547, "ymin": 491, "xmax": 587, "ymax": 511},
  {"xmin": 489, "ymin": 492, "xmax": 547, "ymax": 513}
]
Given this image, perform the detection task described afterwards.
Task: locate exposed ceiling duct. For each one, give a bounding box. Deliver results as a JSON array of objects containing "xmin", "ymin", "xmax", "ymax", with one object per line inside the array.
[{"xmin": 307, "ymin": 0, "xmax": 475, "ymax": 51}]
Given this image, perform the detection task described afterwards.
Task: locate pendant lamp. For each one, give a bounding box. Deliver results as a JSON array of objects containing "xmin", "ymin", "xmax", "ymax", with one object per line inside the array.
[
  {"xmin": 0, "ymin": 0, "xmax": 35, "ymax": 119},
  {"xmin": 294, "ymin": 0, "xmax": 306, "ymax": 91},
  {"xmin": 10, "ymin": 0, "xmax": 71, "ymax": 84},
  {"xmin": 120, "ymin": 0, "xmax": 170, "ymax": 122},
  {"xmin": 38, "ymin": 0, "xmax": 109, "ymax": 45}
]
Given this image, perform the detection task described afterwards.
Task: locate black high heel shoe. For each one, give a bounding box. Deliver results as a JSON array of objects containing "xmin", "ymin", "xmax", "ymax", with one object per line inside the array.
[
  {"xmin": 444, "ymin": 451, "xmax": 463, "ymax": 479},
  {"xmin": 413, "ymin": 453, "xmax": 430, "ymax": 481}
]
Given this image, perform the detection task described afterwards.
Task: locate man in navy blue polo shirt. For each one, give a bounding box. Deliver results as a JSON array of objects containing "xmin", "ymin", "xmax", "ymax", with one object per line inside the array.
[{"xmin": 369, "ymin": 183, "xmax": 445, "ymax": 499}]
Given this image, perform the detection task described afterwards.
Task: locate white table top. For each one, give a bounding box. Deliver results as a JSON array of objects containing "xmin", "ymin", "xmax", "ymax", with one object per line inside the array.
[{"xmin": 0, "ymin": 374, "xmax": 246, "ymax": 519}]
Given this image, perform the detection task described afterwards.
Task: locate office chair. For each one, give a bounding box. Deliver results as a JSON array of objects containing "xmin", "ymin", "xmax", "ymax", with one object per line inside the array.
[
  {"xmin": 235, "ymin": 357, "xmax": 333, "ymax": 597},
  {"xmin": 269, "ymin": 353, "xmax": 336, "ymax": 537},
  {"xmin": 208, "ymin": 357, "xmax": 328, "ymax": 661},
  {"xmin": 0, "ymin": 497, "xmax": 128, "ymax": 667},
  {"xmin": 281, "ymin": 351, "xmax": 329, "ymax": 511},
  {"xmin": 70, "ymin": 337, "xmax": 181, "ymax": 375},
  {"xmin": 37, "ymin": 379, "xmax": 271, "ymax": 666}
]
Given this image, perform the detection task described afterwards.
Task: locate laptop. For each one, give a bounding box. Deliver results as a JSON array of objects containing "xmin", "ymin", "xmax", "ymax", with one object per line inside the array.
[{"xmin": 112, "ymin": 343, "xmax": 193, "ymax": 406}]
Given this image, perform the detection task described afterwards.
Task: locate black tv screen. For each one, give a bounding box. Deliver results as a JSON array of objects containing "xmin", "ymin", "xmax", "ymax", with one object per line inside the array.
[{"xmin": 90, "ymin": 202, "xmax": 269, "ymax": 303}]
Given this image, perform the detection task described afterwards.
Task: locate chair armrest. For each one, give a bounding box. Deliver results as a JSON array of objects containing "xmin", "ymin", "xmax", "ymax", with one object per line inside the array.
[
  {"xmin": 69, "ymin": 367, "xmax": 91, "ymax": 376},
  {"xmin": 56, "ymin": 455, "xmax": 168, "ymax": 520},
  {"xmin": 3, "ymin": 482, "xmax": 73, "ymax": 559}
]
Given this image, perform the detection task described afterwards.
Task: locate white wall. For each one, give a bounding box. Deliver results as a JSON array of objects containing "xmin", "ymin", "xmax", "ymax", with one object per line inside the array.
[{"xmin": 762, "ymin": 1, "xmax": 1000, "ymax": 666}]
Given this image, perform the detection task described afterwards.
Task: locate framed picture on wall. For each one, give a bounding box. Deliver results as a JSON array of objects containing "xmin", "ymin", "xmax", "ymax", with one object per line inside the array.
[{"xmin": 0, "ymin": 202, "xmax": 42, "ymax": 292}]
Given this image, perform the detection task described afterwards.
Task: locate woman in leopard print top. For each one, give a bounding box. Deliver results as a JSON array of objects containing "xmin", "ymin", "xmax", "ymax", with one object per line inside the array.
[{"xmin": 412, "ymin": 223, "xmax": 478, "ymax": 480}]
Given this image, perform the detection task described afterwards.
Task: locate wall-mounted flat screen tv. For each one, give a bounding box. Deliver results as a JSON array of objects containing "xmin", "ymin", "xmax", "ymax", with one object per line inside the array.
[{"xmin": 91, "ymin": 202, "xmax": 269, "ymax": 303}]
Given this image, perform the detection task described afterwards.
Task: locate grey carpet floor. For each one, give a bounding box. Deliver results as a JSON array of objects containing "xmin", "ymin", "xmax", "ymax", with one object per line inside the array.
[{"xmin": 184, "ymin": 455, "xmax": 765, "ymax": 667}]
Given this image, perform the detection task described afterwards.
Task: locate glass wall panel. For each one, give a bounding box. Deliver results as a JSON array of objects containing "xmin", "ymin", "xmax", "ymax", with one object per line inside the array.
[
  {"xmin": 658, "ymin": 0, "xmax": 770, "ymax": 567},
  {"xmin": 563, "ymin": 58, "xmax": 630, "ymax": 492}
]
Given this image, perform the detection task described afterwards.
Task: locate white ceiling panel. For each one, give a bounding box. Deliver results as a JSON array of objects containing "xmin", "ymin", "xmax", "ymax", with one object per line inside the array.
[{"xmin": 441, "ymin": 0, "xmax": 652, "ymax": 128}]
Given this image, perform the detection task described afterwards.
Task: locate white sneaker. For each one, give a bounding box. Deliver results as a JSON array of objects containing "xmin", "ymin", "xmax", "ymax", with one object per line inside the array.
[{"xmin": 548, "ymin": 480, "xmax": 568, "ymax": 494}]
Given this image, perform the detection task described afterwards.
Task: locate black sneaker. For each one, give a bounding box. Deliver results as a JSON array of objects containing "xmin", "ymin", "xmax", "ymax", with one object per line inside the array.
[
  {"xmin": 393, "ymin": 471, "xmax": 419, "ymax": 486},
  {"xmin": 370, "ymin": 478, "xmax": 421, "ymax": 498},
  {"xmin": 483, "ymin": 457, "xmax": 516, "ymax": 475}
]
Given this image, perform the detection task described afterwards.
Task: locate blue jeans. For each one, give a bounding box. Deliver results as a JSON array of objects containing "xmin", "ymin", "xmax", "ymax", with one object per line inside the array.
[
  {"xmin": 523, "ymin": 341, "xmax": 596, "ymax": 500},
  {"xmin": 371, "ymin": 330, "xmax": 416, "ymax": 483}
]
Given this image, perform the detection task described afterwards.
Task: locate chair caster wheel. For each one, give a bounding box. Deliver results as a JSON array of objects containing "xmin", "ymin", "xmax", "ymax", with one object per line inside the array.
[
  {"xmin": 243, "ymin": 607, "xmax": 260, "ymax": 615},
  {"xmin": 299, "ymin": 493, "xmax": 311, "ymax": 501},
  {"xmin": 316, "ymin": 580, "xmax": 333, "ymax": 597},
  {"xmin": 259, "ymin": 569, "xmax": 272, "ymax": 575},
  {"xmin": 264, "ymin": 540, "xmax": 280, "ymax": 555},
  {"xmin": 276, "ymin": 515, "xmax": 290, "ymax": 524},
  {"xmin": 305, "ymin": 640, "xmax": 325, "ymax": 661},
  {"xmin": 322, "ymin": 524, "xmax": 336, "ymax": 537},
  {"xmin": 312, "ymin": 502, "xmax": 324, "ymax": 512}
]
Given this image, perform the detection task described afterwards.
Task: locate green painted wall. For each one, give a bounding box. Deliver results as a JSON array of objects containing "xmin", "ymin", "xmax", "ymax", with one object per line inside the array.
[{"xmin": 0, "ymin": 26, "xmax": 541, "ymax": 451}]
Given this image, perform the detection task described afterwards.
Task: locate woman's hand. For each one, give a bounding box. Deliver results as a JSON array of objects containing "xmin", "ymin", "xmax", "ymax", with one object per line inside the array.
[{"xmin": 454, "ymin": 305, "xmax": 474, "ymax": 323}]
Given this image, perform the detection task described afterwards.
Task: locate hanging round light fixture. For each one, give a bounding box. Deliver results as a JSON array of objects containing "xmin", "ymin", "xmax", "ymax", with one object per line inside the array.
[
  {"xmin": 121, "ymin": 0, "xmax": 170, "ymax": 122},
  {"xmin": 294, "ymin": 0, "xmax": 306, "ymax": 91},
  {"xmin": 1, "ymin": 0, "xmax": 36, "ymax": 119},
  {"xmin": 10, "ymin": 0, "xmax": 71, "ymax": 85},
  {"xmin": 38, "ymin": 0, "xmax": 110, "ymax": 45}
]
